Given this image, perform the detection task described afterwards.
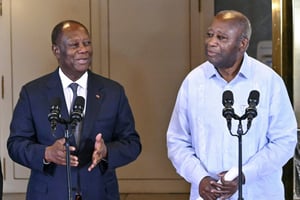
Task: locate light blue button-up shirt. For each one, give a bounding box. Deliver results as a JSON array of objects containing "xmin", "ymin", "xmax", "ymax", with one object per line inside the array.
[{"xmin": 167, "ymin": 53, "xmax": 297, "ymax": 200}]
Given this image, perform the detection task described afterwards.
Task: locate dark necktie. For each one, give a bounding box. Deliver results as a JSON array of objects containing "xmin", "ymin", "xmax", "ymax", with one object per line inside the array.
[
  {"xmin": 69, "ymin": 83, "xmax": 81, "ymax": 146},
  {"xmin": 69, "ymin": 83, "xmax": 78, "ymax": 111}
]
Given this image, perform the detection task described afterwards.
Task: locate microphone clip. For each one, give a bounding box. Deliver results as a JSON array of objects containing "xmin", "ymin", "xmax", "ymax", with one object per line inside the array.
[
  {"xmin": 222, "ymin": 90, "xmax": 260, "ymax": 133},
  {"xmin": 48, "ymin": 96, "xmax": 85, "ymax": 132}
]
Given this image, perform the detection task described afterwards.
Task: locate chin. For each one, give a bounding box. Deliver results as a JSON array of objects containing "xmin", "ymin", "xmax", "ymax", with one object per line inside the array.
[
  {"xmin": 207, "ymin": 59, "xmax": 218, "ymax": 66},
  {"xmin": 76, "ymin": 65, "xmax": 90, "ymax": 71}
]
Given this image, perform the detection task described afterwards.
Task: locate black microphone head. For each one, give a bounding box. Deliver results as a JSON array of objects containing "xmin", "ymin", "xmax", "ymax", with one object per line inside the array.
[
  {"xmin": 73, "ymin": 96, "xmax": 85, "ymax": 111},
  {"xmin": 248, "ymin": 90, "xmax": 259, "ymax": 106},
  {"xmin": 222, "ymin": 90, "xmax": 235, "ymax": 131},
  {"xmin": 50, "ymin": 97, "xmax": 61, "ymax": 108},
  {"xmin": 48, "ymin": 97, "xmax": 61, "ymax": 132},
  {"xmin": 245, "ymin": 90, "xmax": 259, "ymax": 128},
  {"xmin": 222, "ymin": 90, "xmax": 234, "ymax": 106},
  {"xmin": 71, "ymin": 96, "xmax": 85, "ymax": 125},
  {"xmin": 48, "ymin": 97, "xmax": 61, "ymax": 119}
]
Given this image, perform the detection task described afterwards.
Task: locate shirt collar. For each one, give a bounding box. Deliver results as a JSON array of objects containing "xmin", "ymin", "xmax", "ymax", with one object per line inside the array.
[
  {"xmin": 59, "ymin": 68, "xmax": 88, "ymax": 90},
  {"xmin": 205, "ymin": 53, "xmax": 250, "ymax": 80}
]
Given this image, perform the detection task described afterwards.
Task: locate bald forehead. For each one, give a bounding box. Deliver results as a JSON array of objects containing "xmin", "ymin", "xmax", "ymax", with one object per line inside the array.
[
  {"xmin": 213, "ymin": 10, "xmax": 251, "ymax": 39},
  {"xmin": 62, "ymin": 22, "xmax": 88, "ymax": 33},
  {"xmin": 51, "ymin": 20, "xmax": 90, "ymax": 45},
  {"xmin": 215, "ymin": 11, "xmax": 245, "ymax": 25}
]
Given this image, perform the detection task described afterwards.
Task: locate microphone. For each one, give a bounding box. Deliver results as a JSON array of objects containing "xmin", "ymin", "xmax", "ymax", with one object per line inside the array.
[
  {"xmin": 222, "ymin": 90, "xmax": 236, "ymax": 130},
  {"xmin": 245, "ymin": 90, "xmax": 260, "ymax": 129},
  {"xmin": 48, "ymin": 97, "xmax": 61, "ymax": 132},
  {"xmin": 70, "ymin": 96, "xmax": 85, "ymax": 126}
]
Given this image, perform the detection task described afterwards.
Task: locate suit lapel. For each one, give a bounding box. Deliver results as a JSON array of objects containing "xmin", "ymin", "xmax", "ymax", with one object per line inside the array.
[
  {"xmin": 80, "ymin": 71, "xmax": 104, "ymax": 145},
  {"xmin": 46, "ymin": 69, "xmax": 71, "ymax": 139}
]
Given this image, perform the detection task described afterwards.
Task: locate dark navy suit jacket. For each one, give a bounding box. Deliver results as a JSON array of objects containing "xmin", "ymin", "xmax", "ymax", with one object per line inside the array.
[{"xmin": 7, "ymin": 68, "xmax": 142, "ymax": 200}]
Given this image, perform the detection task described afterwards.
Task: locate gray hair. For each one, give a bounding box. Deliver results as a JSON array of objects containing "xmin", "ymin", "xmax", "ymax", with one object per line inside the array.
[{"xmin": 216, "ymin": 10, "xmax": 252, "ymax": 40}]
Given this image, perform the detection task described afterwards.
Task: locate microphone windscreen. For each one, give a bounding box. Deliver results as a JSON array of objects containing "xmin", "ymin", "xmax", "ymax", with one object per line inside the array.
[
  {"xmin": 248, "ymin": 90, "xmax": 260, "ymax": 105},
  {"xmin": 222, "ymin": 90, "xmax": 234, "ymax": 106},
  {"xmin": 50, "ymin": 97, "xmax": 61, "ymax": 107},
  {"xmin": 73, "ymin": 96, "xmax": 85, "ymax": 109}
]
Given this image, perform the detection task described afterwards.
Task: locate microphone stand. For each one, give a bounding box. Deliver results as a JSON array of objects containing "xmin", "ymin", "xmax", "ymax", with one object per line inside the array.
[
  {"xmin": 49, "ymin": 96, "xmax": 85, "ymax": 200},
  {"xmin": 222, "ymin": 90, "xmax": 259, "ymax": 200},
  {"xmin": 227, "ymin": 116, "xmax": 250, "ymax": 200},
  {"xmin": 58, "ymin": 119, "xmax": 73, "ymax": 200},
  {"xmin": 236, "ymin": 119, "xmax": 244, "ymax": 200},
  {"xmin": 65, "ymin": 124, "xmax": 72, "ymax": 200},
  {"xmin": 57, "ymin": 114, "xmax": 83, "ymax": 200}
]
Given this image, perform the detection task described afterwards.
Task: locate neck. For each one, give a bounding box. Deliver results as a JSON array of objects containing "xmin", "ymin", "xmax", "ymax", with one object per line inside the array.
[{"xmin": 216, "ymin": 58, "xmax": 243, "ymax": 82}]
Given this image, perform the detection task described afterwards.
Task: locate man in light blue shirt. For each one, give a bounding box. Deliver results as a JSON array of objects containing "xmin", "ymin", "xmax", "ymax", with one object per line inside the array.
[{"xmin": 166, "ymin": 10, "xmax": 297, "ymax": 200}]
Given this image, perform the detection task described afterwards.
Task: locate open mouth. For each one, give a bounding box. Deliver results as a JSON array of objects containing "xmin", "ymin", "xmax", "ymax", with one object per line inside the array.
[{"xmin": 76, "ymin": 58, "xmax": 90, "ymax": 64}]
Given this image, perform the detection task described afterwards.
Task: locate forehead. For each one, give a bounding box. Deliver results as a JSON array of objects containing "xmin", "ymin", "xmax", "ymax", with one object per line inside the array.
[
  {"xmin": 208, "ymin": 18, "xmax": 241, "ymax": 36},
  {"xmin": 60, "ymin": 23, "xmax": 90, "ymax": 42}
]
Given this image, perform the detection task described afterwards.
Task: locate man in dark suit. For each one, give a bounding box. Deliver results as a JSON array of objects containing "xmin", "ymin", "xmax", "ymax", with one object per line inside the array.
[{"xmin": 7, "ymin": 20, "xmax": 142, "ymax": 200}]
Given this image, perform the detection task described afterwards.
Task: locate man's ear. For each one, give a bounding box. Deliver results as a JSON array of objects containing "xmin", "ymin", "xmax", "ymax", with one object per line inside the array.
[
  {"xmin": 52, "ymin": 45, "xmax": 60, "ymax": 56},
  {"xmin": 239, "ymin": 37, "xmax": 249, "ymax": 52}
]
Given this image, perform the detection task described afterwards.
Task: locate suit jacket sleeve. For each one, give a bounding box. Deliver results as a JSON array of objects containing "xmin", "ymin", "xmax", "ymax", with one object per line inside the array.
[
  {"xmin": 7, "ymin": 85, "xmax": 50, "ymax": 173},
  {"xmin": 102, "ymin": 84, "xmax": 142, "ymax": 170}
]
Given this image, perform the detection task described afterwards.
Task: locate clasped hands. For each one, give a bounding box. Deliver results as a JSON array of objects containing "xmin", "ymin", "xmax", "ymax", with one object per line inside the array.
[
  {"xmin": 199, "ymin": 172, "xmax": 239, "ymax": 200},
  {"xmin": 44, "ymin": 133, "xmax": 107, "ymax": 171}
]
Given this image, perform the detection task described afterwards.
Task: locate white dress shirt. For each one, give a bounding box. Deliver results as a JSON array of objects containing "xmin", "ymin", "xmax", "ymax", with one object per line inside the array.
[
  {"xmin": 59, "ymin": 68, "xmax": 87, "ymax": 114},
  {"xmin": 167, "ymin": 53, "xmax": 297, "ymax": 200}
]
